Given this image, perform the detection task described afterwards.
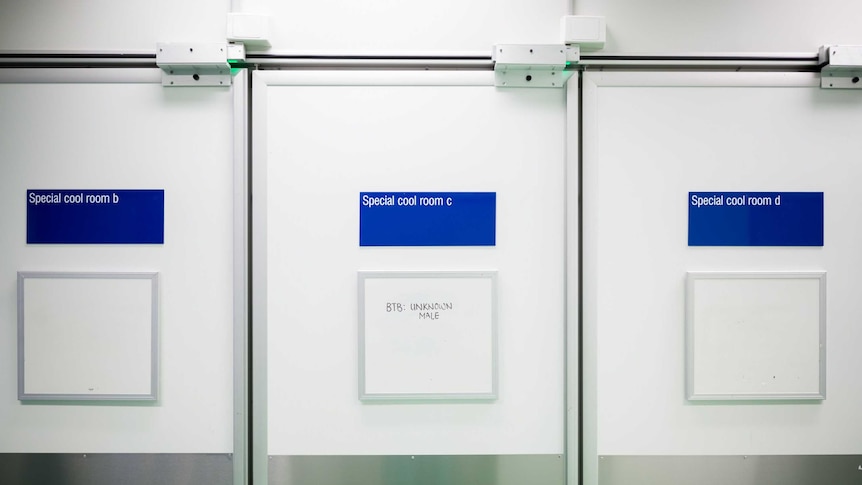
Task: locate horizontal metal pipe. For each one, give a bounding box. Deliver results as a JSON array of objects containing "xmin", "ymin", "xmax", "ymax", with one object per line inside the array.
[
  {"xmin": 0, "ymin": 52, "xmax": 156, "ymax": 69},
  {"xmin": 577, "ymin": 53, "xmax": 820, "ymax": 71},
  {"xmin": 0, "ymin": 51, "xmax": 821, "ymax": 71}
]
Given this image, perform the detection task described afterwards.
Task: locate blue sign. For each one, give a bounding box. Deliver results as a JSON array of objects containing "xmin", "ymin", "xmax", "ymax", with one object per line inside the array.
[
  {"xmin": 27, "ymin": 189, "xmax": 164, "ymax": 244},
  {"xmin": 688, "ymin": 192, "xmax": 823, "ymax": 246},
  {"xmin": 360, "ymin": 192, "xmax": 496, "ymax": 246}
]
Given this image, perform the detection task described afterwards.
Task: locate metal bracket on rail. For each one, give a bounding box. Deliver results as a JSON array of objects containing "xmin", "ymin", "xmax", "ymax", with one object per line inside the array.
[
  {"xmin": 156, "ymin": 42, "xmax": 243, "ymax": 87},
  {"xmin": 819, "ymin": 45, "xmax": 862, "ymax": 89},
  {"xmin": 492, "ymin": 16, "xmax": 605, "ymax": 88},
  {"xmin": 493, "ymin": 44, "xmax": 576, "ymax": 88}
]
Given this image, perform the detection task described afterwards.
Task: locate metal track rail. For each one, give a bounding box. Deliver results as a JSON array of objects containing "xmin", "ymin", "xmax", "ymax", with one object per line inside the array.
[{"xmin": 0, "ymin": 51, "xmax": 822, "ymax": 71}]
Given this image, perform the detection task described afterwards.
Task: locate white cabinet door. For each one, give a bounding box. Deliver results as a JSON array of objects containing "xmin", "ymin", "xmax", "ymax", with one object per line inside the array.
[
  {"xmin": 253, "ymin": 70, "xmax": 568, "ymax": 484},
  {"xmin": 0, "ymin": 68, "xmax": 243, "ymax": 484},
  {"xmin": 582, "ymin": 71, "xmax": 862, "ymax": 484}
]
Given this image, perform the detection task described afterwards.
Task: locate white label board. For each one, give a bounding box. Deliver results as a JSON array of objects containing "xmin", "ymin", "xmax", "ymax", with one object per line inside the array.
[
  {"xmin": 18, "ymin": 272, "xmax": 159, "ymax": 401},
  {"xmin": 359, "ymin": 271, "xmax": 497, "ymax": 401},
  {"xmin": 686, "ymin": 272, "xmax": 826, "ymax": 400}
]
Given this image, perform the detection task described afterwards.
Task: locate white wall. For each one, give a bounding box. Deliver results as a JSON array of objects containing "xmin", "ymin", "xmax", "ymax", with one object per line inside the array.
[
  {"xmin": 238, "ymin": 0, "xmax": 568, "ymax": 53},
  {"xmin": 0, "ymin": 0, "xmax": 228, "ymax": 52},
  {"xmin": 575, "ymin": 0, "xmax": 862, "ymax": 53},
  {"xmin": 0, "ymin": 0, "xmax": 568, "ymax": 54},
  {"xmin": 4, "ymin": 0, "xmax": 862, "ymax": 55}
]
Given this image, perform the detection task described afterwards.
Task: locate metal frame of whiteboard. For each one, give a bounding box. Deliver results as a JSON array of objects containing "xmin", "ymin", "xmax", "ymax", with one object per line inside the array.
[
  {"xmin": 17, "ymin": 271, "xmax": 160, "ymax": 401},
  {"xmin": 685, "ymin": 271, "xmax": 826, "ymax": 401},
  {"xmin": 358, "ymin": 271, "xmax": 498, "ymax": 401}
]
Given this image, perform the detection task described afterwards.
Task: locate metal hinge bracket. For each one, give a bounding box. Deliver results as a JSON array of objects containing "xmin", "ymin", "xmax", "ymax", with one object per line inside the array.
[
  {"xmin": 156, "ymin": 43, "xmax": 233, "ymax": 87},
  {"xmin": 819, "ymin": 45, "xmax": 862, "ymax": 89},
  {"xmin": 493, "ymin": 44, "xmax": 577, "ymax": 88}
]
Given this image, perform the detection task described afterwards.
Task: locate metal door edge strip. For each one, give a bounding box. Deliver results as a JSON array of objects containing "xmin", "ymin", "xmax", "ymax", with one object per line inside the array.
[
  {"xmin": 0, "ymin": 453, "xmax": 233, "ymax": 485},
  {"xmin": 599, "ymin": 454, "xmax": 862, "ymax": 485},
  {"xmin": 268, "ymin": 454, "xmax": 565, "ymax": 485}
]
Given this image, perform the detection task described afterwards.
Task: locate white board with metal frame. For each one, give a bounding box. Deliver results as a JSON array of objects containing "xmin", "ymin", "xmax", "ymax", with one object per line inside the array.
[
  {"xmin": 18, "ymin": 271, "xmax": 159, "ymax": 401},
  {"xmin": 358, "ymin": 271, "xmax": 498, "ymax": 401},
  {"xmin": 685, "ymin": 271, "xmax": 826, "ymax": 401}
]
